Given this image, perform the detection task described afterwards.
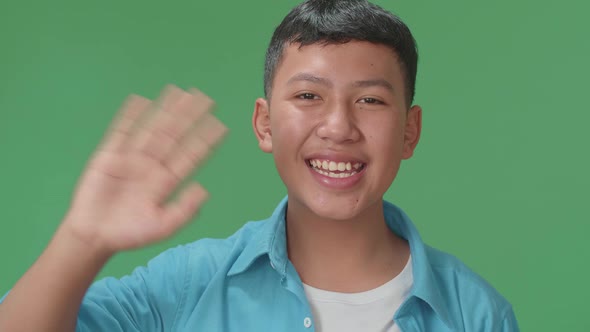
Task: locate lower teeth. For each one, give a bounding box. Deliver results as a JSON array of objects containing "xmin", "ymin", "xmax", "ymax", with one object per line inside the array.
[{"xmin": 312, "ymin": 168, "xmax": 357, "ymax": 178}]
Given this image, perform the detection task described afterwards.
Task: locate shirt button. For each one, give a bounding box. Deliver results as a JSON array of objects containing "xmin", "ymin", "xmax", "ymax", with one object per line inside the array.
[{"xmin": 303, "ymin": 317, "xmax": 312, "ymax": 328}]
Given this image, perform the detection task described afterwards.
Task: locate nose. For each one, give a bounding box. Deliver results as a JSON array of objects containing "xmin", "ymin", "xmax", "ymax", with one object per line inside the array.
[{"xmin": 316, "ymin": 101, "xmax": 361, "ymax": 144}]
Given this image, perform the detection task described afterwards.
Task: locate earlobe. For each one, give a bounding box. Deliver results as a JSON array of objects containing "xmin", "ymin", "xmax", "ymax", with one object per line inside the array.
[
  {"xmin": 402, "ymin": 105, "xmax": 422, "ymax": 159},
  {"xmin": 252, "ymin": 98, "xmax": 273, "ymax": 153}
]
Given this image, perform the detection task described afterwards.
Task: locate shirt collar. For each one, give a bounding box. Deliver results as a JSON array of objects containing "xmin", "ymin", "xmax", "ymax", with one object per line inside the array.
[
  {"xmin": 226, "ymin": 197, "xmax": 289, "ymax": 277},
  {"xmin": 227, "ymin": 196, "xmax": 453, "ymax": 329},
  {"xmin": 382, "ymin": 200, "xmax": 454, "ymax": 329}
]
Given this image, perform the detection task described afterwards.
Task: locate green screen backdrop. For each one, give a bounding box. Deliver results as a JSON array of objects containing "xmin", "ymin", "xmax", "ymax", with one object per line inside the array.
[{"xmin": 1, "ymin": 1, "xmax": 588, "ymax": 331}]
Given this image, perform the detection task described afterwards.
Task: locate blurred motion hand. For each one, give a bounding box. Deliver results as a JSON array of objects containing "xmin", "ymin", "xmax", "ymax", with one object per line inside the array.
[{"xmin": 63, "ymin": 85, "xmax": 227, "ymax": 254}]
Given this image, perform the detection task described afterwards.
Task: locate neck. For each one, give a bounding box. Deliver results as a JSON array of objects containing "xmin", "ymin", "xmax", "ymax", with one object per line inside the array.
[{"xmin": 286, "ymin": 198, "xmax": 409, "ymax": 293}]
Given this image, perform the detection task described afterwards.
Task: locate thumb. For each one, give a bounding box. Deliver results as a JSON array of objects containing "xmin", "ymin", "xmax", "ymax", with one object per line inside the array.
[{"xmin": 159, "ymin": 183, "xmax": 209, "ymax": 237}]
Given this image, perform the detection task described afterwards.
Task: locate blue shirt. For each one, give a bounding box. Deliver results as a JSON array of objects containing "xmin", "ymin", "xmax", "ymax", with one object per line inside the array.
[{"xmin": 3, "ymin": 198, "xmax": 520, "ymax": 331}]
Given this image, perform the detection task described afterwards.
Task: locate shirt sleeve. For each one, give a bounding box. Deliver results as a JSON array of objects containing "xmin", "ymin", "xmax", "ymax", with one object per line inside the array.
[
  {"xmin": 500, "ymin": 306, "xmax": 520, "ymax": 332},
  {"xmin": 76, "ymin": 245, "xmax": 190, "ymax": 332}
]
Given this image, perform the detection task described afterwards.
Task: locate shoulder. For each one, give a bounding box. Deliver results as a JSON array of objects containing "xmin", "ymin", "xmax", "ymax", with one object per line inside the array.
[
  {"xmin": 76, "ymin": 220, "xmax": 271, "ymax": 331},
  {"xmin": 169, "ymin": 219, "xmax": 268, "ymax": 263},
  {"xmin": 425, "ymin": 245, "xmax": 508, "ymax": 306},
  {"xmin": 172, "ymin": 220, "xmax": 269, "ymax": 278},
  {"xmin": 95, "ymin": 219, "xmax": 269, "ymax": 291},
  {"xmin": 424, "ymin": 245, "xmax": 516, "ymax": 329}
]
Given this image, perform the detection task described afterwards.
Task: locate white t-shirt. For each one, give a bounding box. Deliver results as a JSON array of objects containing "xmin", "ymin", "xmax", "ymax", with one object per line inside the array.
[{"xmin": 303, "ymin": 256, "xmax": 413, "ymax": 332}]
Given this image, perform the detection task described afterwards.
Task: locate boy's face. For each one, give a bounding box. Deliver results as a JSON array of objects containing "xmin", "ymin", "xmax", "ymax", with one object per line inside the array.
[{"xmin": 253, "ymin": 41, "xmax": 421, "ymax": 221}]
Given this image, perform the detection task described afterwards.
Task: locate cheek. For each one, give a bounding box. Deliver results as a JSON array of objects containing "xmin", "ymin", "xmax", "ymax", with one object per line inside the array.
[
  {"xmin": 363, "ymin": 116, "xmax": 405, "ymax": 148},
  {"xmin": 270, "ymin": 116, "xmax": 304, "ymax": 167},
  {"xmin": 362, "ymin": 118, "xmax": 406, "ymax": 181},
  {"xmin": 271, "ymin": 106, "xmax": 317, "ymax": 146}
]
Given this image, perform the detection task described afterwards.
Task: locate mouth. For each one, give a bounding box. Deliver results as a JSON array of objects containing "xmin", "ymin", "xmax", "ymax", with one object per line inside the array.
[{"xmin": 306, "ymin": 159, "xmax": 367, "ymax": 178}]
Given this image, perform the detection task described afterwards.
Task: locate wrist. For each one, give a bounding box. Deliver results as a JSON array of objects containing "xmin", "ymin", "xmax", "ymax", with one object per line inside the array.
[{"xmin": 56, "ymin": 218, "xmax": 115, "ymax": 263}]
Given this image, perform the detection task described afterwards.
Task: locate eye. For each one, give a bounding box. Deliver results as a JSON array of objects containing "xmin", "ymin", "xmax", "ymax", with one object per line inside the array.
[
  {"xmin": 359, "ymin": 97, "xmax": 384, "ymax": 105},
  {"xmin": 297, "ymin": 93, "xmax": 319, "ymax": 100}
]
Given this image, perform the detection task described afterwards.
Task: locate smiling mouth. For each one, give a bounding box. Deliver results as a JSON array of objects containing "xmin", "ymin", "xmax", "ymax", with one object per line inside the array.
[{"xmin": 306, "ymin": 159, "xmax": 366, "ymax": 178}]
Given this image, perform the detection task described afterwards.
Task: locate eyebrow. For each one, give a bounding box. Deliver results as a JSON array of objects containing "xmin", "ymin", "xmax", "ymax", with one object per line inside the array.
[
  {"xmin": 286, "ymin": 73, "xmax": 394, "ymax": 92},
  {"xmin": 286, "ymin": 73, "xmax": 333, "ymax": 87},
  {"xmin": 352, "ymin": 79, "xmax": 394, "ymax": 92}
]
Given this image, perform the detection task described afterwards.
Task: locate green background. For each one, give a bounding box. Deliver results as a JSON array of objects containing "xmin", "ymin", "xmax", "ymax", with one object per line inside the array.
[{"xmin": 1, "ymin": 0, "xmax": 588, "ymax": 330}]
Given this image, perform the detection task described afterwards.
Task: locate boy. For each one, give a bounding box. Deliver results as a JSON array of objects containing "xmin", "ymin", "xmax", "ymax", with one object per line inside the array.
[{"xmin": 0, "ymin": 0, "xmax": 519, "ymax": 331}]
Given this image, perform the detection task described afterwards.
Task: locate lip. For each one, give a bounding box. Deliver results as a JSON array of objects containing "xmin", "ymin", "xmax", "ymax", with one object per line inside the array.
[{"xmin": 305, "ymin": 152, "xmax": 367, "ymax": 190}]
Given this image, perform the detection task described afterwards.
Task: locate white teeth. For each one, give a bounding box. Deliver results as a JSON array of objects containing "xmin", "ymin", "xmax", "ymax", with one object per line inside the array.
[
  {"xmin": 309, "ymin": 159, "xmax": 364, "ymax": 172},
  {"xmin": 312, "ymin": 168, "xmax": 357, "ymax": 178},
  {"xmin": 329, "ymin": 161, "xmax": 337, "ymax": 171}
]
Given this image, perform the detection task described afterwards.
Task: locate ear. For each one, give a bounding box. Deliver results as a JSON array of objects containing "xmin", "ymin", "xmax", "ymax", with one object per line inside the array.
[
  {"xmin": 402, "ymin": 105, "xmax": 422, "ymax": 159},
  {"xmin": 252, "ymin": 98, "xmax": 273, "ymax": 153}
]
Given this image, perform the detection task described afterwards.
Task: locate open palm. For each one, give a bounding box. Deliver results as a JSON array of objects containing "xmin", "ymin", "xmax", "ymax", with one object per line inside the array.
[{"xmin": 65, "ymin": 86, "xmax": 226, "ymax": 253}]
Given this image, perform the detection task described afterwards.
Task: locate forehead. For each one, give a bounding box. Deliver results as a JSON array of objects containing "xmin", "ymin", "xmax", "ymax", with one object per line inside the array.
[{"xmin": 274, "ymin": 41, "xmax": 404, "ymax": 86}]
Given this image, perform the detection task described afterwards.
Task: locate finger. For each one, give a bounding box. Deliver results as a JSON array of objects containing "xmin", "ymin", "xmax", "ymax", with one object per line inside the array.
[
  {"xmin": 193, "ymin": 113, "xmax": 228, "ymax": 147},
  {"xmin": 164, "ymin": 135, "xmax": 211, "ymax": 186},
  {"xmin": 132, "ymin": 86, "xmax": 215, "ymax": 161},
  {"xmin": 188, "ymin": 87, "xmax": 215, "ymax": 112},
  {"xmin": 130, "ymin": 85, "xmax": 188, "ymax": 156},
  {"xmin": 165, "ymin": 114, "xmax": 228, "ymax": 181},
  {"xmin": 144, "ymin": 135, "xmax": 209, "ymax": 202},
  {"xmin": 132, "ymin": 92, "xmax": 194, "ymax": 161},
  {"xmin": 159, "ymin": 183, "xmax": 209, "ymax": 236},
  {"xmin": 156, "ymin": 84, "xmax": 187, "ymax": 110},
  {"xmin": 99, "ymin": 95, "xmax": 152, "ymax": 152}
]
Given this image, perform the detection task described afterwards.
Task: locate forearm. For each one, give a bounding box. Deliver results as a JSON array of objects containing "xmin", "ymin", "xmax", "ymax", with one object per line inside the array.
[{"xmin": 0, "ymin": 223, "xmax": 113, "ymax": 332}]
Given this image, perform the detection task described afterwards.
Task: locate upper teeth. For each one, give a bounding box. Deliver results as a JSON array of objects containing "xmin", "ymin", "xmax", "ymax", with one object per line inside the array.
[{"xmin": 309, "ymin": 159, "xmax": 362, "ymax": 171}]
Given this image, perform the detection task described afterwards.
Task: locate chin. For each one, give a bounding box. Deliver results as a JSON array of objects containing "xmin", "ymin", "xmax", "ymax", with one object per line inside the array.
[
  {"xmin": 297, "ymin": 193, "xmax": 372, "ymax": 222},
  {"xmin": 315, "ymin": 207, "xmax": 361, "ymax": 222}
]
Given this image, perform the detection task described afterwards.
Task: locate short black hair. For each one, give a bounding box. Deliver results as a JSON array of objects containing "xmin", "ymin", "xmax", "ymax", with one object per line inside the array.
[{"xmin": 264, "ymin": 0, "xmax": 419, "ymax": 106}]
